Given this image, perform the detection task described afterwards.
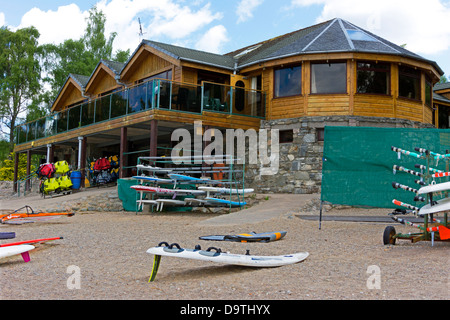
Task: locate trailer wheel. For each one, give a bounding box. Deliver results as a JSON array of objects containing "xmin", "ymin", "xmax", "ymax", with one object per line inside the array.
[{"xmin": 383, "ymin": 226, "xmax": 396, "ymax": 245}]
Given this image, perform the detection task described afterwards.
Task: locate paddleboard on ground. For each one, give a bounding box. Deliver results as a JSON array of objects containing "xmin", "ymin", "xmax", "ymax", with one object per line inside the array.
[
  {"xmin": 0, "ymin": 245, "xmax": 35, "ymax": 262},
  {"xmin": 199, "ymin": 231, "xmax": 287, "ymax": 242},
  {"xmin": 418, "ymin": 181, "xmax": 450, "ymax": 195}
]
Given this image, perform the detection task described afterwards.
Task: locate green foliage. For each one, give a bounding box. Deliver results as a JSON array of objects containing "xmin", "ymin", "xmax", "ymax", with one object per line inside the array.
[
  {"xmin": 0, "ymin": 152, "xmax": 35, "ymax": 181},
  {"xmin": 0, "ymin": 26, "xmax": 42, "ymax": 152},
  {"xmin": 41, "ymin": 6, "xmax": 130, "ymax": 105}
]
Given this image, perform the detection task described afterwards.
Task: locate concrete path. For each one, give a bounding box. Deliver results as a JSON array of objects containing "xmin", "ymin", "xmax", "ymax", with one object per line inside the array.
[{"xmin": 197, "ymin": 193, "xmax": 319, "ymax": 226}]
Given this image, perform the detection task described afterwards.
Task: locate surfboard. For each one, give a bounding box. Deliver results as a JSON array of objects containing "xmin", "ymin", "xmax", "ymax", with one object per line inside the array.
[
  {"xmin": 130, "ymin": 185, "xmax": 205, "ymax": 195},
  {"xmin": 146, "ymin": 243, "xmax": 309, "ymax": 281},
  {"xmin": 199, "ymin": 231, "xmax": 287, "ymax": 242},
  {"xmin": 0, "ymin": 245, "xmax": 35, "ymax": 262},
  {"xmin": 418, "ymin": 181, "xmax": 450, "ymax": 195},
  {"xmin": 419, "ymin": 197, "xmax": 450, "ymax": 215},
  {"xmin": 198, "ymin": 186, "xmax": 254, "ymax": 194},
  {"xmin": 205, "ymin": 197, "xmax": 246, "ymax": 207}
]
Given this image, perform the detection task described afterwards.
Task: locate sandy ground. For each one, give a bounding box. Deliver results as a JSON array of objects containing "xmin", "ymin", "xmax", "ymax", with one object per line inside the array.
[{"xmin": 0, "ymin": 188, "xmax": 449, "ymax": 303}]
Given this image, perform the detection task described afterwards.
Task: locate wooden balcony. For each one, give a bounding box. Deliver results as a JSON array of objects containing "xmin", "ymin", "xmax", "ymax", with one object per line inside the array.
[{"xmin": 14, "ymin": 79, "xmax": 266, "ymax": 153}]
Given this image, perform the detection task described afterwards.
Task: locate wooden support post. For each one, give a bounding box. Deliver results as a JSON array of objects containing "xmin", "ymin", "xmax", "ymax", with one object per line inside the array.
[
  {"xmin": 13, "ymin": 152, "xmax": 19, "ymax": 192},
  {"xmin": 26, "ymin": 150, "xmax": 31, "ymax": 191},
  {"xmin": 150, "ymin": 120, "xmax": 158, "ymax": 161},
  {"xmin": 80, "ymin": 137, "xmax": 87, "ymax": 188},
  {"xmin": 120, "ymin": 127, "xmax": 128, "ymax": 178}
]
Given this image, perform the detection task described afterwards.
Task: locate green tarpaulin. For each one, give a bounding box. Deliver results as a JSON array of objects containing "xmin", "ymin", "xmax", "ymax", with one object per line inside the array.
[
  {"xmin": 321, "ymin": 126, "xmax": 450, "ymax": 208},
  {"xmin": 117, "ymin": 178, "xmax": 194, "ymax": 212}
]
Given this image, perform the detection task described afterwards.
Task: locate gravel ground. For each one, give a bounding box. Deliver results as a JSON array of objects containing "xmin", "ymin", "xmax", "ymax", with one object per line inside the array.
[{"xmin": 0, "ymin": 189, "xmax": 449, "ymax": 302}]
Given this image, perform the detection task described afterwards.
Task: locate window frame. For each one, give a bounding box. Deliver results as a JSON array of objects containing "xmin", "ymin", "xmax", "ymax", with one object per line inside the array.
[
  {"xmin": 356, "ymin": 61, "xmax": 391, "ymax": 96},
  {"xmin": 310, "ymin": 61, "xmax": 348, "ymax": 95},
  {"xmin": 273, "ymin": 64, "xmax": 302, "ymax": 98},
  {"xmin": 398, "ymin": 65, "xmax": 421, "ymax": 101}
]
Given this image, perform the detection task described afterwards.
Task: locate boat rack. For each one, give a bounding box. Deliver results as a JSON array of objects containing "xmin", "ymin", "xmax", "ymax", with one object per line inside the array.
[
  {"xmin": 385, "ymin": 146, "xmax": 450, "ymax": 246},
  {"xmin": 132, "ymin": 154, "xmax": 251, "ymax": 213}
]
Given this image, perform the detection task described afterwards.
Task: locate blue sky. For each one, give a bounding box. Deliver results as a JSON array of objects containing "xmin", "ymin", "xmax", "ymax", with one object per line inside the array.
[{"xmin": 0, "ymin": 0, "xmax": 449, "ymax": 76}]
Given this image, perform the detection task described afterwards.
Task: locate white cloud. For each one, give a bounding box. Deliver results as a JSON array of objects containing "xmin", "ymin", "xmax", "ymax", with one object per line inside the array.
[
  {"xmin": 236, "ymin": 0, "xmax": 264, "ymax": 23},
  {"xmin": 195, "ymin": 25, "xmax": 229, "ymax": 53},
  {"xmin": 17, "ymin": 4, "xmax": 87, "ymax": 45},
  {"xmin": 0, "ymin": 12, "xmax": 5, "ymax": 26},
  {"xmin": 290, "ymin": 0, "xmax": 450, "ymax": 55},
  {"xmin": 12, "ymin": 0, "xmax": 223, "ymax": 55}
]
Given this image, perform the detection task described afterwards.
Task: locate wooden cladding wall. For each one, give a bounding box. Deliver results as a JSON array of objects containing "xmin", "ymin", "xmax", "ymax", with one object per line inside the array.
[
  {"xmin": 353, "ymin": 95, "xmax": 395, "ymax": 118},
  {"xmin": 263, "ymin": 58, "xmax": 434, "ymax": 124}
]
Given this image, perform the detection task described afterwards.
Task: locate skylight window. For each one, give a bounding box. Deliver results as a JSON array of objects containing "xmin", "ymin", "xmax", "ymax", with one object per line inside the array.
[
  {"xmin": 346, "ymin": 29, "xmax": 377, "ymax": 42},
  {"xmin": 234, "ymin": 44, "xmax": 262, "ymax": 58}
]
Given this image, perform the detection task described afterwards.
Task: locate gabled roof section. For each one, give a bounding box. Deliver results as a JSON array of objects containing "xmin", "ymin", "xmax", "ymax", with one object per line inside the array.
[
  {"xmin": 143, "ymin": 39, "xmax": 236, "ymax": 70},
  {"xmin": 51, "ymin": 73, "xmax": 89, "ymax": 112},
  {"xmin": 84, "ymin": 59, "xmax": 126, "ymax": 94}
]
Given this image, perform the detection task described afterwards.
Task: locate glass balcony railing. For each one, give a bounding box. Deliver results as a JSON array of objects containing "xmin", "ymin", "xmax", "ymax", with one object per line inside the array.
[{"xmin": 14, "ymin": 79, "xmax": 266, "ymax": 145}]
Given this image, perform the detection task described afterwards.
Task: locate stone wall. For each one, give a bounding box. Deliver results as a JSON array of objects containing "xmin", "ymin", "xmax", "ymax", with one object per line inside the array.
[{"xmin": 244, "ymin": 115, "xmax": 434, "ymax": 194}]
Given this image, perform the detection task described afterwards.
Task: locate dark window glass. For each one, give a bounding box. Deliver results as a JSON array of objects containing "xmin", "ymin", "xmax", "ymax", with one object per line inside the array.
[
  {"xmin": 425, "ymin": 76, "xmax": 432, "ymax": 107},
  {"xmin": 399, "ymin": 66, "xmax": 421, "ymax": 100},
  {"xmin": 311, "ymin": 62, "xmax": 347, "ymax": 94},
  {"xmin": 279, "ymin": 129, "xmax": 293, "ymax": 143},
  {"xmin": 357, "ymin": 61, "xmax": 390, "ymax": 94},
  {"xmin": 274, "ymin": 65, "xmax": 302, "ymax": 98}
]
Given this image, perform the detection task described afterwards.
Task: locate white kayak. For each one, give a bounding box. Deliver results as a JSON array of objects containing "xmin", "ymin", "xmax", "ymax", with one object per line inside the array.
[
  {"xmin": 0, "ymin": 244, "xmax": 35, "ymax": 262},
  {"xmin": 146, "ymin": 244, "xmax": 308, "ymax": 267}
]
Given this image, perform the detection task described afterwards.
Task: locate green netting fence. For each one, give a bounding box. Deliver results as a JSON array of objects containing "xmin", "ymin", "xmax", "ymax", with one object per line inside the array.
[{"xmin": 321, "ymin": 126, "xmax": 450, "ymax": 209}]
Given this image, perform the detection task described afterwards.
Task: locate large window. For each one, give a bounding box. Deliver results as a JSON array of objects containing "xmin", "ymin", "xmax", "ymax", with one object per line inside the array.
[
  {"xmin": 311, "ymin": 62, "xmax": 347, "ymax": 94},
  {"xmin": 357, "ymin": 61, "xmax": 390, "ymax": 95},
  {"xmin": 274, "ymin": 65, "xmax": 302, "ymax": 98},
  {"xmin": 399, "ymin": 66, "xmax": 421, "ymax": 100}
]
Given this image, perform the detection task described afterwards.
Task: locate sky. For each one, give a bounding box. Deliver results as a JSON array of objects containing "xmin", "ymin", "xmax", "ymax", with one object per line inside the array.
[{"xmin": 0, "ymin": 0, "xmax": 449, "ymax": 76}]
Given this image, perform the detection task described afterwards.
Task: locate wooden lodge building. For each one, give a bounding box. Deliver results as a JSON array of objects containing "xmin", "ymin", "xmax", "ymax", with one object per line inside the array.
[{"xmin": 13, "ymin": 18, "xmax": 446, "ymax": 193}]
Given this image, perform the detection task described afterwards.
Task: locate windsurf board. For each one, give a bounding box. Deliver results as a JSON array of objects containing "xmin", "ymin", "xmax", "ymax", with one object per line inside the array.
[
  {"xmin": 419, "ymin": 197, "xmax": 450, "ymax": 215},
  {"xmin": 136, "ymin": 164, "xmax": 172, "ymax": 173},
  {"xmin": 147, "ymin": 243, "xmax": 308, "ymax": 268},
  {"xmin": 205, "ymin": 197, "xmax": 246, "ymax": 207},
  {"xmin": 0, "ymin": 245, "xmax": 35, "ymax": 262},
  {"xmin": 132, "ymin": 176, "xmax": 174, "ymax": 184},
  {"xmin": 199, "ymin": 231, "xmax": 287, "ymax": 242},
  {"xmin": 198, "ymin": 186, "xmax": 254, "ymax": 194},
  {"xmin": 131, "ymin": 185, "xmax": 205, "ymax": 195}
]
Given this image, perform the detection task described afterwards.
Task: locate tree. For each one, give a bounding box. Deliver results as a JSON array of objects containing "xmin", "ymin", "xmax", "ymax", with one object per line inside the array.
[
  {"xmin": 438, "ymin": 75, "xmax": 448, "ymax": 84},
  {"xmin": 0, "ymin": 26, "xmax": 42, "ymax": 153},
  {"xmin": 41, "ymin": 6, "xmax": 130, "ymax": 105}
]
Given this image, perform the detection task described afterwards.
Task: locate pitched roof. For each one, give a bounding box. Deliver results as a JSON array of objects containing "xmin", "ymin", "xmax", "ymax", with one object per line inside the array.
[
  {"xmin": 434, "ymin": 82, "xmax": 450, "ymax": 91},
  {"xmin": 143, "ymin": 39, "xmax": 236, "ymax": 70},
  {"xmin": 229, "ymin": 18, "xmax": 443, "ymax": 74},
  {"xmin": 122, "ymin": 18, "xmax": 443, "ymax": 76}
]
